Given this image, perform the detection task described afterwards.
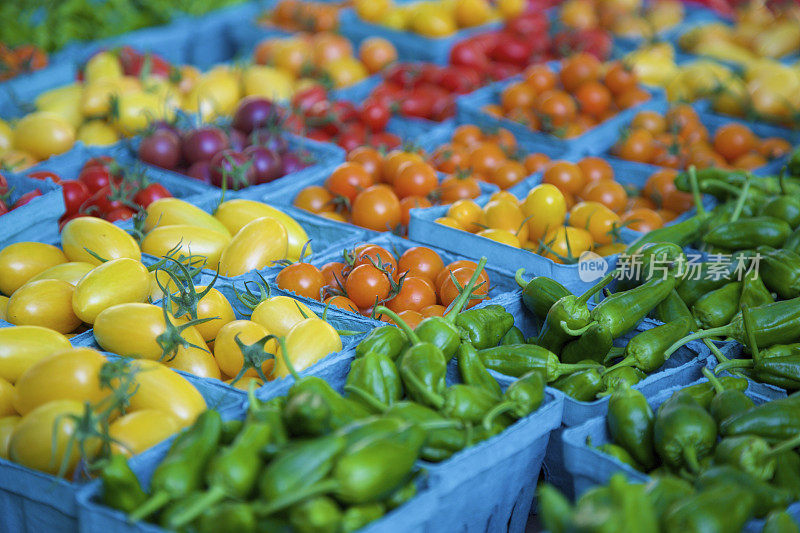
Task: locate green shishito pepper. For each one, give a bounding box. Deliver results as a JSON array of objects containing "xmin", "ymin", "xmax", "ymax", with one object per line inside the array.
[
  {"xmin": 740, "ymin": 273, "xmax": 775, "ymax": 309},
  {"xmin": 692, "ymin": 281, "xmax": 742, "ymax": 329},
  {"xmin": 764, "ymin": 511, "xmax": 800, "ymax": 533},
  {"xmin": 591, "ymin": 276, "xmax": 677, "ymax": 340},
  {"xmin": 247, "ymin": 391, "xmax": 288, "ymax": 457},
  {"xmin": 477, "ymin": 344, "xmax": 601, "ymax": 380},
  {"xmin": 662, "ymin": 483, "xmax": 756, "ymax": 532},
  {"xmin": 599, "ymin": 366, "xmax": 646, "ymax": 395},
  {"xmin": 701, "ymin": 368, "xmax": 754, "ymax": 425},
  {"xmin": 714, "ymin": 432, "xmax": 800, "ymax": 481},
  {"xmin": 516, "ymin": 269, "xmax": 571, "ymax": 320},
  {"xmin": 653, "ymin": 289, "xmax": 698, "ymax": 326},
  {"xmin": 703, "ymin": 215, "xmax": 792, "ymax": 250},
  {"xmin": 679, "ymin": 375, "xmax": 748, "ymax": 409},
  {"xmin": 481, "ymin": 370, "xmax": 545, "ymax": 429},
  {"xmin": 376, "ymin": 306, "xmax": 447, "ymax": 409},
  {"xmin": 551, "ymin": 367, "xmax": 603, "ymax": 402},
  {"xmin": 500, "ymin": 326, "xmax": 525, "ymax": 346},
  {"xmin": 786, "ymin": 227, "xmax": 800, "ymax": 254},
  {"xmin": 414, "ymin": 257, "xmax": 489, "ymax": 359},
  {"xmin": 697, "ymin": 466, "xmax": 793, "ymax": 518},
  {"xmin": 345, "ymin": 350, "xmax": 403, "ymax": 412},
  {"xmin": 165, "ymin": 416, "xmax": 273, "ymax": 529},
  {"xmin": 383, "ymin": 401, "xmax": 467, "ymax": 461},
  {"xmin": 255, "ymin": 421, "xmax": 425, "ymax": 517},
  {"xmin": 721, "ymin": 394, "xmax": 800, "ymax": 443},
  {"xmin": 535, "ymin": 271, "xmax": 615, "ymax": 353},
  {"xmin": 289, "ymin": 496, "xmax": 341, "ymax": 533},
  {"xmin": 605, "ymin": 317, "xmax": 693, "ymax": 375},
  {"xmin": 653, "ymin": 391, "xmax": 716, "ymax": 473},
  {"xmin": 198, "ymin": 502, "xmax": 256, "ymax": 533},
  {"xmin": 355, "ymin": 325, "xmax": 407, "ymax": 360},
  {"xmin": 643, "ymin": 475, "xmax": 694, "ymax": 523},
  {"xmin": 758, "ymin": 246, "xmax": 800, "ymax": 300},
  {"xmin": 664, "ymin": 296, "xmax": 800, "ymax": 358},
  {"xmin": 607, "ymin": 383, "xmax": 656, "ymax": 470},
  {"xmin": 675, "ymin": 262, "xmax": 736, "ymax": 308},
  {"xmin": 128, "ymin": 409, "xmax": 223, "ymax": 522},
  {"xmin": 340, "ymin": 503, "xmax": 385, "ymax": 533},
  {"xmin": 560, "ymin": 322, "xmax": 614, "ymax": 364},
  {"xmin": 457, "ymin": 342, "xmax": 502, "ymax": 399},
  {"xmin": 101, "ymin": 454, "xmax": 147, "ymax": 514},
  {"xmin": 455, "ymin": 304, "xmax": 514, "ymax": 349},
  {"xmin": 773, "ymin": 451, "xmax": 800, "ymax": 500}
]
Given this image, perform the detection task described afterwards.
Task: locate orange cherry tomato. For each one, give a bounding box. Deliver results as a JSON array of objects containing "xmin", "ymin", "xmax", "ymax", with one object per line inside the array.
[
  {"xmin": 326, "ymin": 162, "xmax": 374, "ymax": 202},
  {"xmin": 713, "ymin": 123, "xmax": 757, "ymax": 162},
  {"xmin": 399, "ymin": 195, "xmax": 432, "ymax": 227},
  {"xmin": 439, "ymin": 267, "xmax": 488, "ymax": 309},
  {"xmin": 615, "ymin": 129, "xmax": 655, "ymax": 163},
  {"xmin": 542, "ymin": 160, "xmax": 585, "ymax": 195},
  {"xmin": 395, "ymin": 161, "xmax": 438, "ymax": 199},
  {"xmin": 386, "ymin": 276, "xmax": 436, "ymax": 313},
  {"xmin": 604, "ymin": 62, "xmax": 637, "ymax": 95},
  {"xmin": 277, "ymin": 263, "xmax": 325, "ymax": 300},
  {"xmin": 452, "ymin": 124, "xmax": 484, "ymax": 147},
  {"xmin": 560, "ymin": 53, "xmax": 601, "ymax": 92},
  {"xmin": 324, "ymin": 295, "xmax": 359, "ymax": 313},
  {"xmin": 577, "ymin": 157, "xmax": 613, "ymax": 184},
  {"xmin": 631, "ymin": 111, "xmax": 666, "ymax": 135},
  {"xmin": 621, "ymin": 207, "xmax": 663, "ymax": 232},
  {"xmin": 489, "ymin": 160, "xmax": 527, "ymax": 190},
  {"xmin": 501, "ymin": 82, "xmax": 536, "ymax": 112},
  {"xmin": 351, "ymin": 185, "xmax": 401, "ymax": 231},
  {"xmin": 524, "ymin": 64, "xmax": 557, "ymax": 93},
  {"xmin": 420, "ymin": 304, "xmax": 446, "ymax": 318},
  {"xmin": 438, "ymin": 174, "xmax": 482, "ymax": 203},
  {"xmin": 523, "ymin": 153, "xmax": 550, "ymax": 174},
  {"xmin": 397, "ymin": 246, "xmax": 444, "ymax": 283},
  {"xmin": 574, "ymin": 81, "xmax": 611, "ymax": 118},
  {"xmin": 294, "ymin": 185, "xmax": 333, "ymax": 213},
  {"xmin": 347, "ymin": 146, "xmax": 383, "ymax": 182}
]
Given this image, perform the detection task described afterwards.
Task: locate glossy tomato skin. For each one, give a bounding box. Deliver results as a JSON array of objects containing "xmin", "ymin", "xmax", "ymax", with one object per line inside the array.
[
  {"xmin": 144, "ymin": 197, "xmax": 230, "ymax": 235},
  {"xmin": 251, "ymin": 296, "xmax": 317, "ymax": 338},
  {"xmin": 61, "ymin": 180, "xmax": 90, "ymax": 215},
  {"xmin": 0, "ymin": 326, "xmax": 72, "ymax": 384},
  {"xmin": 124, "ymin": 359, "xmax": 206, "ymax": 428},
  {"xmin": 78, "ymin": 165, "xmax": 115, "ymax": 193},
  {"xmin": 272, "ymin": 318, "xmax": 341, "ymax": 378},
  {"xmin": 186, "ymin": 286, "xmax": 236, "ymax": 343},
  {"xmin": 6, "ymin": 279, "xmax": 82, "ymax": 334},
  {"xmin": 61, "ymin": 217, "xmax": 141, "ymax": 265},
  {"xmin": 0, "ymin": 242, "xmax": 67, "ymax": 296},
  {"xmin": 72, "ymin": 257, "xmax": 150, "ymax": 324},
  {"xmin": 109, "ymin": 409, "xmax": 180, "ymax": 457},
  {"xmin": 214, "ymin": 320, "xmax": 276, "ymax": 378},
  {"xmin": 11, "ymin": 190, "xmax": 42, "ymax": 209},
  {"xmin": 141, "ymin": 225, "xmax": 230, "ymax": 273},
  {"xmin": 219, "ymin": 217, "xmax": 288, "ymax": 277},
  {"xmin": 134, "ymin": 183, "xmax": 172, "ymax": 208}
]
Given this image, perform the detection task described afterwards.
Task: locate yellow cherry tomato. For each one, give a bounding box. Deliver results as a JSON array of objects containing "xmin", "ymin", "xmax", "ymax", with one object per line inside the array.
[
  {"xmin": 489, "ymin": 191, "xmax": 518, "ymax": 204},
  {"xmin": 214, "ymin": 199, "xmax": 311, "ymax": 261},
  {"xmin": 109, "ymin": 409, "xmax": 180, "ymax": 456},
  {"xmin": 595, "ymin": 243, "xmax": 628, "ymax": 256},
  {"xmin": 6, "ymin": 279, "xmax": 82, "ymax": 334},
  {"xmin": 541, "ymin": 226, "xmax": 594, "ymax": 263},
  {"xmin": 497, "ymin": 0, "xmax": 525, "ymax": 18},
  {"xmin": 214, "ymin": 320, "xmax": 277, "ymax": 379},
  {"xmin": 77, "ymin": 120, "xmax": 119, "ymax": 146},
  {"xmin": 0, "ymin": 149, "xmax": 37, "ymax": 171},
  {"xmin": 0, "ymin": 119, "xmax": 12, "ymax": 154},
  {"xmin": 0, "ymin": 295, "xmax": 7, "ymax": 321},
  {"xmin": 34, "ymin": 85, "xmax": 83, "ymax": 129},
  {"xmin": 355, "ymin": 0, "xmax": 390, "ymax": 22},
  {"xmin": 435, "ymin": 216, "xmax": 463, "ymax": 230},
  {"xmin": 0, "ymin": 242, "xmax": 67, "ymax": 296},
  {"xmin": 0, "ymin": 326, "xmax": 72, "ymax": 383},
  {"xmin": 324, "ymin": 57, "xmax": 369, "ymax": 89},
  {"xmin": 251, "ymin": 296, "xmax": 318, "ymax": 338},
  {"xmin": 13, "ymin": 111, "xmax": 76, "ymax": 160},
  {"xmin": 219, "ymin": 217, "xmax": 288, "ymax": 277},
  {"xmin": 110, "ymin": 91, "xmax": 176, "ymax": 136},
  {"xmin": 0, "ymin": 377, "xmax": 15, "ymax": 417},
  {"xmin": 72, "ymin": 258, "xmax": 150, "ymax": 324},
  {"xmin": 27, "ymin": 261, "xmax": 94, "ymax": 286},
  {"xmin": 242, "ymin": 66, "xmax": 294, "ymax": 101},
  {"xmin": 12, "ymin": 348, "xmax": 107, "ymax": 416},
  {"xmin": 569, "ymin": 201, "xmax": 621, "ymax": 246},
  {"xmin": 183, "ymin": 71, "xmax": 242, "ymax": 121},
  {"xmin": 124, "ymin": 359, "xmax": 206, "ymax": 428},
  {"xmin": 478, "ymin": 228, "xmax": 521, "ymax": 247},
  {"xmin": 175, "ymin": 285, "xmax": 235, "ymax": 343},
  {"xmin": 144, "ymin": 198, "xmax": 230, "ymax": 235},
  {"xmin": 61, "ymin": 217, "xmax": 141, "ymax": 265},
  {"xmin": 141, "ymin": 225, "xmax": 231, "ymax": 268},
  {"xmin": 455, "ymin": 0, "xmax": 494, "ymax": 27},
  {"xmin": 411, "ymin": 6, "xmax": 457, "ymax": 37},
  {"xmin": 9, "ymin": 400, "xmax": 100, "ymax": 476},
  {"xmin": 225, "ymin": 376, "xmax": 264, "ymax": 390},
  {"xmin": 447, "ymin": 199, "xmax": 484, "ymax": 233},
  {"xmin": 272, "ymin": 318, "xmax": 342, "ymax": 378},
  {"xmin": 0, "ymin": 416, "xmax": 20, "ymax": 459},
  {"xmin": 522, "ymin": 184, "xmax": 567, "ymax": 243},
  {"xmin": 483, "ymin": 199, "xmax": 528, "ymax": 243},
  {"xmin": 83, "ymin": 51, "xmax": 123, "ymax": 82}
]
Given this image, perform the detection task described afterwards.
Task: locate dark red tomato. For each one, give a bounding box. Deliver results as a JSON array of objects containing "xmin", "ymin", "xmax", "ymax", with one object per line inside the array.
[
  {"xmin": 384, "ymin": 63, "xmax": 425, "ymax": 88},
  {"xmin": 244, "ymin": 146, "xmax": 284, "ymax": 184},
  {"xmin": 105, "ymin": 207, "xmax": 136, "ymax": 222},
  {"xmin": 489, "ymin": 34, "xmax": 533, "ymax": 66},
  {"xmin": 118, "ymin": 47, "xmax": 171, "ymax": 78},
  {"xmin": 228, "ymin": 128, "xmax": 249, "ymax": 152},
  {"xmin": 134, "ymin": 183, "xmax": 172, "ymax": 208},
  {"xmin": 138, "ymin": 129, "xmax": 181, "ymax": 170},
  {"xmin": 431, "ymin": 97, "xmax": 456, "ymax": 122},
  {"xmin": 505, "ymin": 12, "xmax": 548, "ymax": 37},
  {"xmin": 338, "ymin": 123, "xmax": 369, "ymax": 152},
  {"xmin": 439, "ymin": 66, "xmax": 481, "ymax": 94},
  {"xmin": 306, "ymin": 129, "xmax": 333, "ymax": 143},
  {"xmin": 78, "ymin": 166, "xmax": 114, "ymax": 193},
  {"xmin": 291, "ymin": 86, "xmax": 328, "ymax": 115},
  {"xmin": 27, "ymin": 170, "xmax": 62, "ymax": 184},
  {"xmin": 331, "ymin": 101, "xmax": 359, "ymax": 123},
  {"xmin": 209, "ymin": 150, "xmax": 256, "ymax": 190},
  {"xmin": 487, "ymin": 61, "xmax": 522, "ymax": 81},
  {"xmin": 0, "ymin": 199, "xmax": 8, "ymax": 216},
  {"xmin": 0, "ymin": 173, "xmax": 8, "ymax": 195},
  {"xmin": 61, "ymin": 180, "xmax": 90, "ymax": 215},
  {"xmin": 187, "ymin": 161, "xmax": 213, "ymax": 184},
  {"xmin": 469, "ymin": 32, "xmax": 499, "ymax": 52},
  {"xmin": 281, "ymin": 152, "xmax": 309, "ymax": 174},
  {"xmin": 360, "ymin": 101, "xmax": 390, "ymax": 132},
  {"xmin": 182, "ymin": 127, "xmax": 229, "ymax": 164},
  {"xmin": 449, "ymin": 40, "xmax": 489, "ymax": 69},
  {"xmin": 370, "ymin": 131, "xmax": 402, "ymax": 151},
  {"xmin": 400, "ymin": 87, "xmax": 436, "ymax": 119},
  {"xmin": 83, "ymin": 185, "xmax": 125, "ymax": 215},
  {"xmin": 12, "ymin": 190, "xmax": 42, "ymax": 209},
  {"xmin": 232, "ymin": 96, "xmax": 280, "ymax": 134},
  {"xmin": 418, "ymin": 64, "xmax": 443, "ymax": 86}
]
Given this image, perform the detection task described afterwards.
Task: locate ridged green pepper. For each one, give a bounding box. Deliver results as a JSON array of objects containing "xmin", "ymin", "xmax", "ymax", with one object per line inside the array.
[
  {"xmin": 340, "ymin": 503, "xmax": 385, "ymax": 532},
  {"xmin": 383, "ymin": 401, "xmax": 467, "ymax": 461},
  {"xmin": 720, "ymin": 395, "xmax": 800, "ymax": 443},
  {"xmin": 482, "ymin": 370, "xmax": 544, "ymax": 429},
  {"xmin": 455, "ymin": 304, "xmax": 514, "ymax": 350},
  {"xmin": 588, "ymin": 439, "xmax": 642, "ymax": 470},
  {"xmin": 560, "ymin": 322, "xmax": 614, "ymax": 364},
  {"xmin": 764, "ymin": 511, "xmax": 800, "ymax": 533},
  {"xmin": 477, "ymin": 344, "xmax": 600, "ymax": 380},
  {"xmin": 652, "ymin": 289, "xmax": 698, "ymax": 327},
  {"xmin": 198, "ymin": 502, "xmax": 256, "ymax": 533},
  {"xmin": 607, "ymin": 384, "xmax": 656, "ymax": 469},
  {"xmin": 740, "ymin": 274, "xmax": 775, "ymax": 309},
  {"xmin": 702, "ymin": 368, "xmax": 754, "ymax": 425},
  {"xmin": 355, "ymin": 325, "xmax": 407, "ymax": 360},
  {"xmin": 591, "ymin": 276, "xmax": 676, "ymax": 339},
  {"xmin": 662, "ymin": 483, "xmax": 755, "ymax": 532},
  {"xmin": 761, "ymin": 189, "xmax": 800, "ymax": 229},
  {"xmin": 605, "ymin": 317, "xmax": 693, "ymax": 374},
  {"xmin": 786, "ymin": 227, "xmax": 800, "ymax": 254},
  {"xmin": 551, "ymin": 367, "xmax": 603, "ymax": 402},
  {"xmin": 758, "ymin": 246, "xmax": 800, "ymax": 299},
  {"xmin": 457, "ymin": 342, "xmax": 502, "ymax": 399},
  {"xmin": 100, "ymin": 454, "xmax": 147, "ymax": 514},
  {"xmin": 500, "ymin": 326, "xmax": 525, "ymax": 346},
  {"xmin": 773, "ymin": 451, "xmax": 800, "ymax": 500},
  {"xmin": 675, "ymin": 263, "xmax": 735, "ymax": 308},
  {"xmin": 653, "ymin": 391, "xmax": 716, "ymax": 472},
  {"xmin": 643, "ymin": 475, "xmax": 694, "ymax": 523},
  {"xmin": 714, "ymin": 432, "xmax": 800, "ymax": 481},
  {"xmin": 600, "ymin": 366, "xmax": 646, "ymax": 394},
  {"xmin": 696, "ymin": 466, "xmax": 792, "ymax": 517},
  {"xmin": 692, "ymin": 281, "xmax": 742, "ymax": 329},
  {"xmin": 345, "ymin": 350, "xmax": 403, "ymax": 411},
  {"xmin": 516, "ymin": 269, "xmax": 571, "ymax": 320},
  {"xmin": 385, "ymin": 480, "xmax": 417, "ymax": 510},
  {"xmin": 289, "ymin": 496, "xmax": 341, "ymax": 533},
  {"xmin": 679, "ymin": 376, "xmax": 748, "ymax": 409},
  {"xmin": 703, "ymin": 216, "xmax": 792, "ymax": 250}
]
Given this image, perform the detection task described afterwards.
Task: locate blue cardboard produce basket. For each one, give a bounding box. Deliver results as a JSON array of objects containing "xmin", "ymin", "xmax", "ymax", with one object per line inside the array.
[
  {"xmin": 0, "ymin": 62, "xmax": 76, "ymax": 120},
  {"xmin": 0, "ymin": 362, "xmax": 244, "ymax": 533},
  {"xmin": 338, "ymin": 8, "xmax": 503, "ymax": 65},
  {"xmin": 253, "ymin": 348, "xmax": 564, "ymax": 533},
  {"xmin": 457, "ymin": 72, "xmax": 665, "ymax": 158},
  {"xmin": 484, "ymin": 288, "xmax": 710, "ymax": 496},
  {"xmin": 0, "ymin": 173, "xmax": 64, "ymax": 249}
]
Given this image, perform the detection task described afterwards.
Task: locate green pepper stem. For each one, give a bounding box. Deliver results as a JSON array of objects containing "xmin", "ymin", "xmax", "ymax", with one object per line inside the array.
[
  {"xmin": 419, "ymin": 420, "xmax": 464, "ymax": 431},
  {"xmin": 688, "ymin": 165, "xmax": 706, "ymax": 218},
  {"xmin": 343, "ymin": 384, "xmax": 389, "ymax": 413},
  {"xmin": 765, "ymin": 433, "xmax": 800, "ymax": 459},
  {"xmin": 444, "ymin": 256, "xmax": 489, "ymax": 324},
  {"xmin": 741, "ymin": 304, "xmax": 761, "ymax": 364},
  {"xmin": 714, "ymin": 359, "xmax": 755, "ymax": 373},
  {"xmin": 515, "ymin": 268, "xmax": 528, "ymax": 290},
  {"xmin": 482, "ymin": 402, "xmax": 514, "ymax": 431},
  {"xmin": 602, "ymin": 356, "xmax": 636, "ymax": 375},
  {"xmin": 576, "ymin": 271, "xmax": 616, "ymax": 306},
  {"xmin": 683, "ymin": 446, "xmax": 701, "ymax": 473},
  {"xmin": 374, "ymin": 306, "xmax": 421, "ymax": 345},
  {"xmin": 399, "ymin": 368, "xmax": 445, "ymax": 409},
  {"xmin": 559, "ymin": 320, "xmax": 594, "ymax": 337},
  {"xmin": 553, "ymin": 362, "xmax": 604, "ymax": 381},
  {"xmin": 127, "ymin": 490, "xmax": 170, "ymax": 523},
  {"xmin": 702, "ymin": 367, "xmax": 725, "ymax": 394},
  {"xmin": 272, "ymin": 335, "xmax": 299, "ymax": 381},
  {"xmin": 729, "ymin": 175, "xmax": 751, "ymax": 223},
  {"xmin": 253, "ymin": 479, "xmax": 339, "ymax": 517},
  {"xmin": 603, "ymin": 346, "xmax": 625, "ymax": 365},
  {"xmin": 165, "ymin": 485, "xmax": 226, "ymax": 529},
  {"xmin": 663, "ymin": 326, "xmax": 732, "ymax": 359},
  {"xmin": 704, "ymin": 339, "xmax": 730, "ymax": 364}
]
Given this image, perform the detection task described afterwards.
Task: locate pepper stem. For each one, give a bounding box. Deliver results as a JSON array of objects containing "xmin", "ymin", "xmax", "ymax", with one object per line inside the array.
[
  {"xmin": 704, "ymin": 339, "xmax": 730, "ymax": 364},
  {"xmin": 445, "ymin": 256, "xmax": 489, "ymax": 323},
  {"xmin": 688, "ymin": 165, "xmax": 706, "ymax": 218},
  {"xmin": 702, "ymin": 367, "xmax": 725, "ymax": 393},
  {"xmin": 765, "ymin": 433, "xmax": 800, "ymax": 459},
  {"xmin": 729, "ymin": 174, "xmax": 751, "ymax": 223},
  {"xmin": 482, "ymin": 402, "xmax": 514, "ymax": 431},
  {"xmin": 553, "ymin": 362, "xmax": 604, "ymax": 381},
  {"xmin": 253, "ymin": 479, "xmax": 339, "ymax": 517},
  {"xmin": 166, "ymin": 485, "xmax": 226, "ymax": 529},
  {"xmin": 374, "ymin": 306, "xmax": 420, "ymax": 345},
  {"xmin": 714, "ymin": 359, "xmax": 755, "ymax": 373},
  {"xmin": 515, "ymin": 268, "xmax": 528, "ymax": 289},
  {"xmin": 273, "ymin": 336, "xmax": 299, "ymax": 381},
  {"xmin": 127, "ymin": 490, "xmax": 170, "ymax": 523},
  {"xmin": 663, "ymin": 326, "xmax": 732, "ymax": 359},
  {"xmin": 683, "ymin": 446, "xmax": 701, "ymax": 473},
  {"xmin": 602, "ymin": 346, "xmax": 625, "ymax": 365},
  {"xmin": 343, "ymin": 384, "xmax": 389, "ymax": 413},
  {"xmin": 399, "ymin": 367, "xmax": 445, "ymax": 409},
  {"xmin": 576, "ymin": 271, "xmax": 616, "ymax": 306},
  {"xmin": 741, "ymin": 304, "xmax": 761, "ymax": 363},
  {"xmin": 559, "ymin": 320, "xmax": 594, "ymax": 337},
  {"xmin": 602, "ymin": 356, "xmax": 636, "ymax": 375}
]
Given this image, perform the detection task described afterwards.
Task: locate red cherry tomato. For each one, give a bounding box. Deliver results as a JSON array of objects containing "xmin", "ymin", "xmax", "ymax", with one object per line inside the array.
[
  {"xmin": 134, "ymin": 183, "xmax": 172, "ymax": 208},
  {"xmin": 61, "ymin": 180, "xmax": 90, "ymax": 215}
]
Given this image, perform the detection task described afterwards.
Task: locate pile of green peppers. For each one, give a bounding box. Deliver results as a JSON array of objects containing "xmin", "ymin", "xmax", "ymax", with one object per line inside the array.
[{"xmin": 572, "ymin": 370, "xmax": 800, "ymax": 530}]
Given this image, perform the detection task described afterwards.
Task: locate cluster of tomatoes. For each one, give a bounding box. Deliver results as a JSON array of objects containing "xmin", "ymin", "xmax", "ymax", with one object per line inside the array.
[
  {"xmin": 261, "ymin": 0, "xmax": 341, "ymax": 32},
  {"xmin": 485, "ymin": 57, "xmax": 651, "ymax": 139},
  {"xmin": 559, "ymin": 0, "xmax": 685, "ymax": 38},
  {"xmin": 613, "ymin": 105, "xmax": 791, "ymax": 170},
  {"xmin": 291, "ymin": 86, "xmax": 403, "ymax": 152},
  {"xmin": 451, "ymin": 11, "xmax": 613, "ymax": 77},
  {"xmin": 0, "ymin": 174, "xmax": 46, "ymax": 216},
  {"xmin": 45, "ymin": 157, "xmax": 172, "ymax": 228},
  {"xmin": 253, "ymin": 32, "xmax": 397, "ymax": 90},
  {"xmin": 276, "ymin": 242, "xmax": 490, "ymax": 327},
  {"xmin": 294, "ymin": 146, "xmax": 482, "ymax": 233},
  {"xmin": 0, "ymin": 43, "xmax": 48, "ymax": 81},
  {"xmin": 138, "ymin": 97, "xmax": 313, "ymax": 190},
  {"xmin": 428, "ymin": 124, "xmax": 540, "ymax": 190},
  {"xmin": 540, "ymin": 157, "xmax": 694, "ymax": 234}
]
